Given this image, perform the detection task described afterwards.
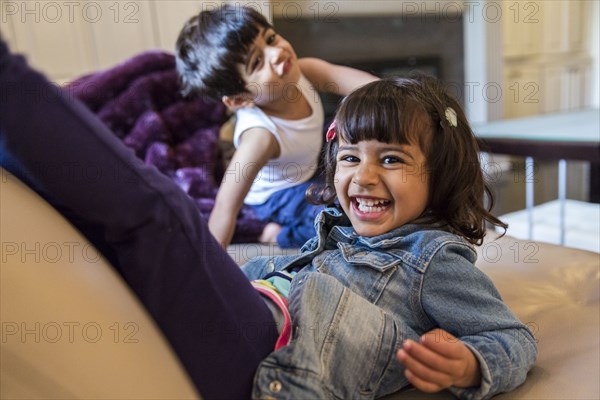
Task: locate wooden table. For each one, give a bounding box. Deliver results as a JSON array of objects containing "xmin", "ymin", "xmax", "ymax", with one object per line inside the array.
[{"xmin": 472, "ymin": 108, "xmax": 599, "ymax": 244}]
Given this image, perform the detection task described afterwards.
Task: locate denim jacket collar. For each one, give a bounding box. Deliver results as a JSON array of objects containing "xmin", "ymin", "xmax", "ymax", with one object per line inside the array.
[
  {"xmin": 305, "ymin": 207, "xmax": 450, "ymax": 250},
  {"xmin": 285, "ymin": 208, "xmax": 472, "ymax": 274}
]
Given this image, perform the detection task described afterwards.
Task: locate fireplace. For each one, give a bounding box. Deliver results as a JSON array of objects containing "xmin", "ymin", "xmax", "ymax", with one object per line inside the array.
[{"xmin": 273, "ymin": 12, "xmax": 464, "ymax": 121}]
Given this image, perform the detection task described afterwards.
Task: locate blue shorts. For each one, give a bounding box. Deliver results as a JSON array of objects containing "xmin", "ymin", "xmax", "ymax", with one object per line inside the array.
[{"xmin": 250, "ymin": 180, "xmax": 324, "ymax": 248}]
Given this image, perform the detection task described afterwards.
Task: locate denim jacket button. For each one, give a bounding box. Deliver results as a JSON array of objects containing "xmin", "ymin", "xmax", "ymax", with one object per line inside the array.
[{"xmin": 268, "ymin": 380, "xmax": 282, "ymax": 393}]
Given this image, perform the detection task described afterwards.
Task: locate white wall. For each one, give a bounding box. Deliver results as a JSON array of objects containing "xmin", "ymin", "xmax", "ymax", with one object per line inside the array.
[
  {"xmin": 0, "ymin": 1, "xmax": 210, "ymax": 82},
  {"xmin": 463, "ymin": 2, "xmax": 503, "ymax": 123},
  {"xmin": 591, "ymin": 0, "xmax": 599, "ymax": 108}
]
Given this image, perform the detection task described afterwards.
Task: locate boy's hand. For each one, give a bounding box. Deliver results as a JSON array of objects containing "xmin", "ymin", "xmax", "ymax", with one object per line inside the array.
[{"xmin": 396, "ymin": 328, "xmax": 481, "ymax": 392}]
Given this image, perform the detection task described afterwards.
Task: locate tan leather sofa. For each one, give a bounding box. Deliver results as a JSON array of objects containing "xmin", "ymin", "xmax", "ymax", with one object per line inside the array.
[{"xmin": 2, "ymin": 168, "xmax": 599, "ymax": 399}]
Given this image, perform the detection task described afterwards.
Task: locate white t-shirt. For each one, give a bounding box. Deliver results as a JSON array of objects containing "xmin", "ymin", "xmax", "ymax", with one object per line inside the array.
[{"xmin": 233, "ymin": 74, "xmax": 324, "ymax": 205}]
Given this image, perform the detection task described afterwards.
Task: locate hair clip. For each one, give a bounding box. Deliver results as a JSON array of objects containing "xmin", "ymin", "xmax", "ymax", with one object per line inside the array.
[
  {"xmin": 444, "ymin": 107, "xmax": 458, "ymax": 128},
  {"xmin": 326, "ymin": 120, "xmax": 336, "ymax": 142}
]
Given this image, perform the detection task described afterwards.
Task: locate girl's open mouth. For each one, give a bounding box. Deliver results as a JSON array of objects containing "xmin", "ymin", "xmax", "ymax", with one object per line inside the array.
[{"xmin": 351, "ymin": 197, "xmax": 391, "ymax": 218}]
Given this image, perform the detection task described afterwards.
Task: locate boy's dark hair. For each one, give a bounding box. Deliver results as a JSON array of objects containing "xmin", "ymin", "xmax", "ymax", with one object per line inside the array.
[
  {"xmin": 175, "ymin": 5, "xmax": 272, "ymax": 100},
  {"xmin": 309, "ymin": 75, "xmax": 507, "ymax": 245}
]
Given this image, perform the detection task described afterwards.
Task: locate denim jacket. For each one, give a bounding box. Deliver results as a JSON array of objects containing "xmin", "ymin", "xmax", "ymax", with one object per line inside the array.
[{"xmin": 242, "ymin": 208, "xmax": 538, "ymax": 400}]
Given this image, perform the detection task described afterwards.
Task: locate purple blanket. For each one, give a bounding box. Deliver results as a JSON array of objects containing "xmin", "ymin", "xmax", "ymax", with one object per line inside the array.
[{"xmin": 65, "ymin": 51, "xmax": 266, "ymax": 243}]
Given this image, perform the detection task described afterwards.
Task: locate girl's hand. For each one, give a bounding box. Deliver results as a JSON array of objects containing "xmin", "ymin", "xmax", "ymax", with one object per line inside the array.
[{"xmin": 396, "ymin": 328, "xmax": 481, "ymax": 392}]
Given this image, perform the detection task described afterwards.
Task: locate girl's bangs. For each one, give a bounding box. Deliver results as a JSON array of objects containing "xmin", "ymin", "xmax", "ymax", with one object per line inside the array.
[{"xmin": 337, "ymin": 83, "xmax": 427, "ymax": 146}]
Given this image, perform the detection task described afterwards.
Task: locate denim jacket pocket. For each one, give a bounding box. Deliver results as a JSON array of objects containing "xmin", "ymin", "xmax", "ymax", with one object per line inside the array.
[
  {"xmin": 306, "ymin": 243, "xmax": 400, "ymax": 304},
  {"xmin": 338, "ymin": 243, "xmax": 401, "ymax": 272}
]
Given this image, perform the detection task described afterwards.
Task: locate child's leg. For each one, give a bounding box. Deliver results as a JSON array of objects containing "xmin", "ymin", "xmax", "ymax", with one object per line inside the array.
[
  {"xmin": 0, "ymin": 40, "xmax": 277, "ymax": 399},
  {"xmin": 251, "ymin": 182, "xmax": 324, "ymax": 248}
]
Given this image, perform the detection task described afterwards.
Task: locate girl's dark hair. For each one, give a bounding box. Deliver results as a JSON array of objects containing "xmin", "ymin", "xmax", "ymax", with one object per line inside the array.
[
  {"xmin": 309, "ymin": 75, "xmax": 507, "ymax": 245},
  {"xmin": 175, "ymin": 5, "xmax": 272, "ymax": 100}
]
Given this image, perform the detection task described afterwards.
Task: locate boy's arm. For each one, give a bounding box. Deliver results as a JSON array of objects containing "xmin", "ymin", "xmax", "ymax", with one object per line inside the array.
[
  {"xmin": 298, "ymin": 57, "xmax": 379, "ymax": 96},
  {"xmin": 208, "ymin": 127, "xmax": 279, "ymax": 247}
]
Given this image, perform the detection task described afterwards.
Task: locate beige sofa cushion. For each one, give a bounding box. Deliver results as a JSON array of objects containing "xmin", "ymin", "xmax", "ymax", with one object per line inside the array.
[
  {"xmin": 0, "ymin": 169, "xmax": 199, "ymax": 399},
  {"xmin": 473, "ymin": 234, "xmax": 599, "ymax": 399}
]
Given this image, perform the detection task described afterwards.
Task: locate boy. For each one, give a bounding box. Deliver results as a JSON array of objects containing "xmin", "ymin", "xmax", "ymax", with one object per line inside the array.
[{"xmin": 176, "ymin": 5, "xmax": 378, "ymax": 248}]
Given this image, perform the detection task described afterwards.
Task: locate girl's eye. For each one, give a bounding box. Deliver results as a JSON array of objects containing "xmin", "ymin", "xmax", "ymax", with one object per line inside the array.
[
  {"xmin": 339, "ymin": 155, "xmax": 359, "ymax": 163},
  {"xmin": 382, "ymin": 155, "xmax": 403, "ymax": 164}
]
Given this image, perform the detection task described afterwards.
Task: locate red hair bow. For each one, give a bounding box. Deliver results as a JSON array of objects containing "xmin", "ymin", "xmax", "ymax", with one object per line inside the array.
[{"xmin": 326, "ymin": 120, "xmax": 336, "ymax": 142}]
